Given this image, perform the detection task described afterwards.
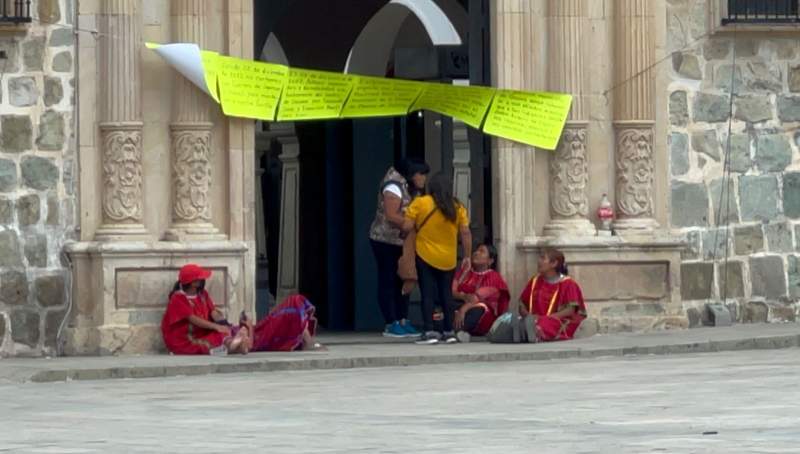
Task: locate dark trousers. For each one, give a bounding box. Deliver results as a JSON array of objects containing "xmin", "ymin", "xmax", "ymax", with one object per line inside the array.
[
  {"xmin": 454, "ymin": 301, "xmax": 486, "ymax": 334},
  {"xmin": 416, "ymin": 257, "xmax": 455, "ymax": 333},
  {"xmin": 370, "ymin": 240, "xmax": 409, "ymax": 325}
]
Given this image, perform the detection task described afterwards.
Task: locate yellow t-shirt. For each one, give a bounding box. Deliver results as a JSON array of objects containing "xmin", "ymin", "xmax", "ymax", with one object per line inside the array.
[{"xmin": 405, "ymin": 195, "xmax": 469, "ymax": 271}]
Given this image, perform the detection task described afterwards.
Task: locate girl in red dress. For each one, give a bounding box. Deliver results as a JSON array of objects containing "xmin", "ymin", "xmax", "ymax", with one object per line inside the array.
[
  {"xmin": 518, "ymin": 248, "xmax": 587, "ymax": 342},
  {"xmin": 161, "ymin": 264, "xmax": 252, "ymax": 355},
  {"xmin": 451, "ymin": 244, "xmax": 510, "ymax": 342}
]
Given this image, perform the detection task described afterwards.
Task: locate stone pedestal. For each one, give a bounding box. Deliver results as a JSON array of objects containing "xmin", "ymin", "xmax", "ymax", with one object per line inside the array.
[{"xmin": 63, "ymin": 241, "xmax": 248, "ymax": 355}]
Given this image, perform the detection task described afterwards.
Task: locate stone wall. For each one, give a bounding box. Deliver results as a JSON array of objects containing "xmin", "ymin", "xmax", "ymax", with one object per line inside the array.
[
  {"xmin": 0, "ymin": 0, "xmax": 76, "ymax": 355},
  {"xmin": 668, "ymin": 0, "xmax": 800, "ymax": 325}
]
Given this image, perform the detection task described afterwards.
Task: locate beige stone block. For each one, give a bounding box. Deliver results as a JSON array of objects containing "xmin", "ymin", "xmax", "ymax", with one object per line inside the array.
[
  {"xmin": 571, "ymin": 263, "xmax": 669, "ymax": 301},
  {"xmin": 115, "ymin": 267, "xmax": 227, "ymax": 309}
]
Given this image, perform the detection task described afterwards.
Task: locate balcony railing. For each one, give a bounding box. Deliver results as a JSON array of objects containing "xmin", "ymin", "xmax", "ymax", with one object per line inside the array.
[
  {"xmin": 723, "ymin": 0, "xmax": 800, "ymax": 24},
  {"xmin": 0, "ymin": 1, "xmax": 32, "ymax": 25}
]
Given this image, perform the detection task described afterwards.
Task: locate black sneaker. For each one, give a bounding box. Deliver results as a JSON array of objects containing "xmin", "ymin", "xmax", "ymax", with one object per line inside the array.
[
  {"xmin": 415, "ymin": 331, "xmax": 441, "ymax": 345},
  {"xmin": 442, "ymin": 331, "xmax": 458, "ymax": 344}
]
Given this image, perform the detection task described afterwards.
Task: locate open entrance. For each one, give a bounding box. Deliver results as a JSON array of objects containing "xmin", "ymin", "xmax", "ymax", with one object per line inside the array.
[{"xmin": 254, "ymin": 0, "xmax": 492, "ymax": 331}]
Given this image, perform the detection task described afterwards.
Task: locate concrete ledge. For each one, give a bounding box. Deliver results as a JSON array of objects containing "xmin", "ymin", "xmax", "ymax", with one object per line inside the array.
[{"xmin": 1, "ymin": 323, "xmax": 797, "ymax": 384}]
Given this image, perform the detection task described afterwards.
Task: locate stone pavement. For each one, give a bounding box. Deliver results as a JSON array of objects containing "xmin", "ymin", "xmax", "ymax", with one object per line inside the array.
[
  {"xmin": 0, "ymin": 323, "xmax": 798, "ymax": 384},
  {"xmin": 2, "ymin": 349, "xmax": 799, "ymax": 453}
]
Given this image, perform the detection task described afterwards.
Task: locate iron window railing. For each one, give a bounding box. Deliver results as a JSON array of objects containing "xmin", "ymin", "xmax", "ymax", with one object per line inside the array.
[
  {"xmin": 0, "ymin": 1, "xmax": 32, "ymax": 25},
  {"xmin": 723, "ymin": 0, "xmax": 800, "ymax": 24}
]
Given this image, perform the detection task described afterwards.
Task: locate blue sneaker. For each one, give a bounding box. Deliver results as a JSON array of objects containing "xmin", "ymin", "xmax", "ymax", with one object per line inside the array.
[
  {"xmin": 382, "ymin": 321, "xmax": 407, "ymax": 338},
  {"xmin": 400, "ymin": 319, "xmax": 421, "ymax": 338}
]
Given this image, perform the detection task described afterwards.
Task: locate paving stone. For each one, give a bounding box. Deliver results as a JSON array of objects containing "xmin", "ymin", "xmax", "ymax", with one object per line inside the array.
[
  {"xmin": 765, "ymin": 223, "xmax": 793, "ymax": 253},
  {"xmin": 49, "ymin": 29, "xmax": 74, "ymax": 47},
  {"xmin": 709, "ymin": 177, "xmax": 739, "ymax": 224},
  {"xmin": 9, "ymin": 76, "xmax": 39, "ymax": 107},
  {"xmin": 52, "ymin": 51, "xmax": 72, "ymax": 73},
  {"xmin": 1, "ymin": 116, "xmax": 33, "ymax": 153},
  {"xmin": 787, "ymin": 255, "xmax": 800, "ymax": 298},
  {"xmin": 671, "ymin": 181, "xmax": 709, "ymax": 227},
  {"xmin": 0, "ymin": 37, "xmax": 21, "ymax": 73},
  {"xmin": 10, "ymin": 310, "xmax": 40, "ymax": 348},
  {"xmin": 672, "ymin": 52, "xmax": 702, "ymax": 79},
  {"xmin": 35, "ymin": 274, "xmax": 64, "ymax": 307},
  {"xmin": 24, "ymin": 234, "xmax": 47, "ymax": 268},
  {"xmin": 0, "ymin": 231, "xmax": 22, "ymax": 267},
  {"xmin": 790, "ymin": 66, "xmax": 800, "ymax": 93},
  {"xmin": 703, "ymin": 39, "xmax": 730, "ymax": 60},
  {"xmin": 750, "ymin": 256, "xmax": 787, "ymax": 299},
  {"xmin": 701, "ymin": 229, "xmax": 729, "ymax": 262},
  {"xmin": 22, "ymin": 36, "xmax": 45, "ymax": 71},
  {"xmin": 693, "ymin": 93, "xmax": 731, "ymax": 123},
  {"xmin": 738, "ymin": 175, "xmax": 778, "ymax": 222},
  {"xmin": 734, "ymin": 96, "xmax": 773, "ymax": 123},
  {"xmin": 46, "ymin": 194, "xmax": 59, "ymax": 226},
  {"xmin": 680, "ymin": 262, "xmax": 714, "ymax": 301},
  {"xmin": 734, "ymin": 224, "xmax": 764, "ymax": 256},
  {"xmin": 717, "ymin": 261, "xmax": 744, "ymax": 299},
  {"xmin": 1, "ymin": 270, "xmax": 29, "ymax": 306},
  {"xmin": 782, "ymin": 172, "xmax": 800, "ymax": 219},
  {"xmin": 670, "ymin": 91, "xmax": 688, "ymax": 126},
  {"xmin": 728, "ymin": 134, "xmax": 752, "ymax": 173},
  {"xmin": 670, "ymin": 133, "xmax": 689, "ymax": 176},
  {"xmin": 44, "ymin": 77, "xmax": 63, "ymax": 107},
  {"xmin": 16, "ymin": 194, "xmax": 40, "ymax": 226},
  {"xmin": 21, "ymin": 156, "xmax": 59, "ymax": 191},
  {"xmin": 755, "ymin": 134, "xmax": 792, "ymax": 172},
  {"xmin": 743, "ymin": 300, "xmax": 769, "ymax": 323},
  {"xmin": 777, "ymin": 95, "xmax": 800, "ymax": 121},
  {"xmin": 38, "ymin": 0, "xmax": 61, "ymax": 23},
  {"xmin": 0, "ymin": 198, "xmax": 12, "ymax": 224},
  {"xmin": 0, "ymin": 159, "xmax": 18, "ymax": 192},
  {"xmin": 36, "ymin": 110, "xmax": 65, "ymax": 151},
  {"xmin": 691, "ymin": 130, "xmax": 721, "ymax": 161}
]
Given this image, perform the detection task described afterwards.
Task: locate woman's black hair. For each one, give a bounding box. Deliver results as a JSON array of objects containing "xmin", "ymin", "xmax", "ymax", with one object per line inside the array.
[
  {"xmin": 395, "ymin": 158, "xmax": 430, "ymax": 182},
  {"xmin": 483, "ymin": 244, "xmax": 498, "ymax": 268},
  {"xmin": 542, "ymin": 248, "xmax": 569, "ymax": 276},
  {"xmin": 428, "ymin": 172, "xmax": 458, "ymax": 222},
  {"xmin": 169, "ymin": 280, "xmax": 199, "ymax": 298}
]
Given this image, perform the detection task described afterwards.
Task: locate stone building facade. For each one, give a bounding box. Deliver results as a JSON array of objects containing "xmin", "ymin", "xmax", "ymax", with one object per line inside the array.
[
  {"xmin": 2, "ymin": 0, "xmax": 797, "ymax": 356},
  {"xmin": 0, "ymin": 0, "xmax": 76, "ymax": 356},
  {"xmin": 668, "ymin": 0, "xmax": 800, "ymax": 325}
]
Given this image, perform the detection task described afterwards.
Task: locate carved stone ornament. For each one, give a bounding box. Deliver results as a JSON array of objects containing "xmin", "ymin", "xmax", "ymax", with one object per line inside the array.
[
  {"xmin": 615, "ymin": 125, "xmax": 655, "ymax": 219},
  {"xmin": 550, "ymin": 126, "xmax": 589, "ymax": 219},
  {"xmin": 101, "ymin": 124, "xmax": 144, "ymax": 223},
  {"xmin": 172, "ymin": 127, "xmax": 213, "ymax": 223}
]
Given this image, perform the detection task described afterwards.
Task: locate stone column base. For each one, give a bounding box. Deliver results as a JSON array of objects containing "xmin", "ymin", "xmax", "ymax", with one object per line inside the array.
[
  {"xmin": 542, "ymin": 218, "xmax": 597, "ymax": 238},
  {"xmin": 163, "ymin": 223, "xmax": 227, "ymax": 241},
  {"xmin": 94, "ymin": 224, "xmax": 150, "ymax": 242},
  {"xmin": 63, "ymin": 241, "xmax": 249, "ymax": 355},
  {"xmin": 518, "ymin": 235, "xmax": 688, "ymax": 333},
  {"xmin": 612, "ymin": 217, "xmax": 660, "ymax": 234}
]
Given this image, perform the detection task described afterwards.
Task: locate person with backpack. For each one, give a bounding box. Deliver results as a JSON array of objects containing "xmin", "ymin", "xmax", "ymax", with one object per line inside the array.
[
  {"xmin": 369, "ymin": 158, "xmax": 430, "ymax": 338},
  {"xmin": 403, "ymin": 172, "xmax": 472, "ymax": 345}
]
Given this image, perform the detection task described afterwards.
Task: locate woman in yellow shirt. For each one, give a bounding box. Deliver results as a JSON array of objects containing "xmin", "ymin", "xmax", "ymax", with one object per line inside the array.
[{"xmin": 403, "ymin": 172, "xmax": 472, "ymax": 344}]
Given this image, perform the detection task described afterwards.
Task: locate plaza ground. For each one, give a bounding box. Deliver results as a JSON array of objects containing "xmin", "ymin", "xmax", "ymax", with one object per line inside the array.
[{"xmin": 1, "ymin": 348, "xmax": 799, "ymax": 453}]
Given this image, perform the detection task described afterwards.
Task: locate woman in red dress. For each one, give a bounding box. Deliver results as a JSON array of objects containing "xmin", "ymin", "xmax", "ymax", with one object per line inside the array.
[
  {"xmin": 518, "ymin": 248, "xmax": 587, "ymax": 342},
  {"xmin": 451, "ymin": 244, "xmax": 510, "ymax": 342},
  {"xmin": 161, "ymin": 264, "xmax": 251, "ymax": 355},
  {"xmin": 250, "ymin": 294, "xmax": 324, "ymax": 352}
]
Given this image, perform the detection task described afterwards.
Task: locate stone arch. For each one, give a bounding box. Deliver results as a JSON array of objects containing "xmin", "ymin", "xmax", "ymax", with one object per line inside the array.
[{"xmin": 259, "ymin": 32, "xmax": 289, "ymax": 66}]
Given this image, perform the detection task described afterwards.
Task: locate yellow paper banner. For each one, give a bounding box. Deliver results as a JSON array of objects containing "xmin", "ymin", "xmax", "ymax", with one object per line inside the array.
[
  {"xmin": 200, "ymin": 51, "xmax": 220, "ymax": 103},
  {"xmin": 217, "ymin": 56, "xmax": 288, "ymax": 121},
  {"xmin": 340, "ymin": 76, "xmax": 424, "ymax": 118},
  {"xmin": 277, "ymin": 68, "xmax": 355, "ymax": 121},
  {"xmin": 410, "ymin": 83, "xmax": 496, "ymax": 130},
  {"xmin": 482, "ymin": 90, "xmax": 573, "ymax": 150}
]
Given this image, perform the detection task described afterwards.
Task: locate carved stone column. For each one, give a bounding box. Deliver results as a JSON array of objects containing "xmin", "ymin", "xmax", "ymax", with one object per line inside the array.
[
  {"xmin": 612, "ymin": 0, "xmax": 658, "ymax": 231},
  {"xmin": 542, "ymin": 0, "xmax": 594, "ymax": 236},
  {"xmin": 164, "ymin": 0, "xmax": 224, "ymax": 241},
  {"xmin": 95, "ymin": 0, "xmax": 148, "ymax": 241}
]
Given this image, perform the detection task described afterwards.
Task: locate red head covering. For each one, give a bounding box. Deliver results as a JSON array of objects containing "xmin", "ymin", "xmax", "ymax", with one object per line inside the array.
[{"xmin": 178, "ymin": 264, "xmax": 212, "ymax": 285}]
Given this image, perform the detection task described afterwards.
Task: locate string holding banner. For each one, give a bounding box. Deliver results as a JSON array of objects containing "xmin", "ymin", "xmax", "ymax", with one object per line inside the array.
[{"xmin": 146, "ymin": 42, "xmax": 572, "ymax": 150}]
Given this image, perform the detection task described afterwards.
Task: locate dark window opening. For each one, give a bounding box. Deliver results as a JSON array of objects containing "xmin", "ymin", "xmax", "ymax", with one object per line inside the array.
[
  {"xmin": 723, "ymin": 0, "xmax": 800, "ymax": 24},
  {"xmin": 0, "ymin": 1, "xmax": 32, "ymax": 25}
]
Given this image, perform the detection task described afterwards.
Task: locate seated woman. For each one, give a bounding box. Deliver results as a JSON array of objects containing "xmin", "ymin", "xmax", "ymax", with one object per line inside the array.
[
  {"xmin": 249, "ymin": 294, "xmax": 325, "ymax": 352},
  {"xmin": 451, "ymin": 244, "xmax": 510, "ymax": 343},
  {"xmin": 517, "ymin": 248, "xmax": 587, "ymax": 342},
  {"xmin": 161, "ymin": 264, "xmax": 252, "ymax": 355}
]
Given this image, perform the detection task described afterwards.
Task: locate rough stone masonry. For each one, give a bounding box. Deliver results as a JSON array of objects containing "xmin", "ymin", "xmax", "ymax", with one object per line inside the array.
[
  {"xmin": 668, "ymin": 0, "xmax": 800, "ymax": 326},
  {"xmin": 0, "ymin": 0, "xmax": 76, "ymax": 356}
]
